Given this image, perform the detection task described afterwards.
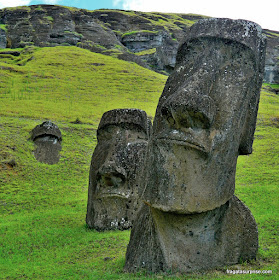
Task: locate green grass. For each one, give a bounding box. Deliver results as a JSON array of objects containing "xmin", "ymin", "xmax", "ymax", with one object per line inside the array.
[
  {"xmin": 0, "ymin": 46, "xmax": 166, "ymax": 123},
  {"xmin": 64, "ymin": 30, "xmax": 84, "ymax": 38},
  {"xmin": 0, "ymin": 46, "xmax": 278, "ymax": 279},
  {"xmin": 121, "ymin": 30, "xmax": 159, "ymax": 38},
  {"xmin": 235, "ymin": 87, "xmax": 279, "ymax": 274},
  {"xmin": 264, "ymin": 31, "xmax": 279, "ymax": 37},
  {"xmin": 135, "ymin": 48, "xmax": 157, "ymax": 56},
  {"xmin": 0, "ymin": 24, "xmax": 7, "ymax": 32},
  {"xmin": 44, "ymin": 16, "xmax": 54, "ymax": 22},
  {"xmin": 91, "ymin": 9, "xmax": 201, "ymax": 32}
]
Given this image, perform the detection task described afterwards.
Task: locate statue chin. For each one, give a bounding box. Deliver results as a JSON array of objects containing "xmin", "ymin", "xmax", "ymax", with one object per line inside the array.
[{"xmin": 143, "ymin": 138, "xmax": 236, "ymax": 214}]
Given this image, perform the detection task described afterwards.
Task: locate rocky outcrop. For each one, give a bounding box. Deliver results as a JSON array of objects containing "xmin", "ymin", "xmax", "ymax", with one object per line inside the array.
[
  {"xmin": 0, "ymin": 5, "xmax": 120, "ymax": 48},
  {"xmin": 122, "ymin": 31, "xmax": 168, "ymax": 52},
  {"xmin": 0, "ymin": 5, "xmax": 278, "ymax": 82},
  {"xmin": 264, "ymin": 30, "xmax": 279, "ymax": 83},
  {"xmin": 0, "ymin": 5, "xmax": 206, "ymax": 74},
  {"xmin": 121, "ymin": 30, "xmax": 179, "ymax": 70},
  {"xmin": 0, "ymin": 28, "xmax": 6, "ymax": 48}
]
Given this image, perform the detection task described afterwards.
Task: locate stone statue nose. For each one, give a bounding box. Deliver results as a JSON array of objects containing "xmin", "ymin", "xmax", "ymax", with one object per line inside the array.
[
  {"xmin": 97, "ymin": 165, "xmax": 126, "ymax": 187},
  {"xmin": 161, "ymin": 90, "xmax": 216, "ymax": 129}
]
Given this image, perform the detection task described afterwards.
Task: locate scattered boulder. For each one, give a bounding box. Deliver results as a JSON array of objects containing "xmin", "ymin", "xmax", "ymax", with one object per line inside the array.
[
  {"xmin": 86, "ymin": 109, "xmax": 152, "ymax": 231},
  {"xmin": 31, "ymin": 121, "xmax": 62, "ymax": 164},
  {"xmin": 125, "ymin": 18, "xmax": 266, "ymax": 273},
  {"xmin": 264, "ymin": 30, "xmax": 279, "ymax": 84},
  {"xmin": 0, "ymin": 28, "xmax": 6, "ymax": 48}
]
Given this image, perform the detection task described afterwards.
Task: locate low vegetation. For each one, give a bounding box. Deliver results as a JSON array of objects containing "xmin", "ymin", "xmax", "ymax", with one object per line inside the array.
[
  {"xmin": 121, "ymin": 30, "xmax": 159, "ymax": 38},
  {"xmin": 135, "ymin": 48, "xmax": 157, "ymax": 56},
  {"xmin": 0, "ymin": 24, "xmax": 7, "ymax": 32},
  {"xmin": 0, "ymin": 46, "xmax": 278, "ymax": 279},
  {"xmin": 0, "ymin": 46, "xmax": 165, "ymax": 123}
]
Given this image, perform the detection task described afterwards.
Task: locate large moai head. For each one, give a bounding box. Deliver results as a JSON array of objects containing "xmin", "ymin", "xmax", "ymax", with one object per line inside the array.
[
  {"xmin": 143, "ymin": 18, "xmax": 266, "ymax": 214},
  {"xmin": 86, "ymin": 109, "xmax": 152, "ymax": 230}
]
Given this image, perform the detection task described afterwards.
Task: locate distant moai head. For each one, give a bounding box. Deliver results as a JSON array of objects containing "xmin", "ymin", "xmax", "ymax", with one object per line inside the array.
[
  {"xmin": 31, "ymin": 121, "xmax": 62, "ymax": 165},
  {"xmin": 86, "ymin": 109, "xmax": 152, "ymax": 230},
  {"xmin": 143, "ymin": 18, "xmax": 266, "ymax": 214}
]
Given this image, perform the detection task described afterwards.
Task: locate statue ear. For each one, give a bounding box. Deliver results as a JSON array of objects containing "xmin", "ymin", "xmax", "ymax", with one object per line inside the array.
[{"xmin": 238, "ymin": 90, "xmax": 260, "ymax": 155}]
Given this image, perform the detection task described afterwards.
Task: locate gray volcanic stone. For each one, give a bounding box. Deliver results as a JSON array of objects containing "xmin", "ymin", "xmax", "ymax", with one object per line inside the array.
[
  {"xmin": 143, "ymin": 18, "xmax": 266, "ymax": 214},
  {"xmin": 31, "ymin": 120, "xmax": 62, "ymax": 141},
  {"xmin": 125, "ymin": 18, "xmax": 266, "ymax": 273},
  {"xmin": 0, "ymin": 28, "xmax": 6, "ymax": 48},
  {"xmin": 86, "ymin": 109, "xmax": 152, "ymax": 231},
  {"xmin": 125, "ymin": 196, "xmax": 258, "ymax": 273},
  {"xmin": 31, "ymin": 121, "xmax": 62, "ymax": 165}
]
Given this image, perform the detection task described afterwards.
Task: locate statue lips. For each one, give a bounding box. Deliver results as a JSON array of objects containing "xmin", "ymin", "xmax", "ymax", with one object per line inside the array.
[
  {"xmin": 95, "ymin": 193, "xmax": 130, "ymax": 199},
  {"xmin": 155, "ymin": 129, "xmax": 211, "ymax": 155}
]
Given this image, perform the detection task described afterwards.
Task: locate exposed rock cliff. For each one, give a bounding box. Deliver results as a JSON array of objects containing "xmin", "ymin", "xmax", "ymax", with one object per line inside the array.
[
  {"xmin": 0, "ymin": 5, "xmax": 278, "ymax": 82},
  {"xmin": 264, "ymin": 30, "xmax": 279, "ymax": 83}
]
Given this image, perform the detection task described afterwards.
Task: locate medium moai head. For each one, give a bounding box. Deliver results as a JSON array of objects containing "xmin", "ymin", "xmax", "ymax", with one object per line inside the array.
[
  {"xmin": 86, "ymin": 109, "xmax": 152, "ymax": 230},
  {"xmin": 143, "ymin": 18, "xmax": 266, "ymax": 214},
  {"xmin": 31, "ymin": 121, "xmax": 62, "ymax": 165}
]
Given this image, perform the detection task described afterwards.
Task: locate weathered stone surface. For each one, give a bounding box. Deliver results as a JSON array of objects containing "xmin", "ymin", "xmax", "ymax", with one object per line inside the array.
[
  {"xmin": 0, "ymin": 29, "xmax": 6, "ymax": 48},
  {"xmin": 86, "ymin": 109, "xmax": 151, "ymax": 231},
  {"xmin": 31, "ymin": 121, "xmax": 62, "ymax": 165},
  {"xmin": 125, "ymin": 18, "xmax": 266, "ymax": 273},
  {"xmin": 121, "ymin": 31, "xmax": 162, "ymax": 53},
  {"xmin": 121, "ymin": 30, "xmax": 178, "ymax": 71},
  {"xmin": 125, "ymin": 196, "xmax": 258, "ymax": 273},
  {"xmin": 143, "ymin": 18, "xmax": 266, "ymax": 214},
  {"xmin": 264, "ymin": 30, "xmax": 279, "ymax": 83},
  {"xmin": 0, "ymin": 5, "xmax": 120, "ymax": 49}
]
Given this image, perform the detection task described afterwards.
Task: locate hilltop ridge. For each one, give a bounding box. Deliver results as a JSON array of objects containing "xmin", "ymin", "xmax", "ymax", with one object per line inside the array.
[{"xmin": 0, "ymin": 4, "xmax": 278, "ymax": 82}]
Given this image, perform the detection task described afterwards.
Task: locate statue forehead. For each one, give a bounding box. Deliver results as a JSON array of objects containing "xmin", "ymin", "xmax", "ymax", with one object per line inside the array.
[
  {"xmin": 31, "ymin": 120, "xmax": 62, "ymax": 141},
  {"xmin": 178, "ymin": 37, "xmax": 255, "ymax": 62},
  {"xmin": 176, "ymin": 18, "xmax": 266, "ymax": 71},
  {"xmin": 183, "ymin": 18, "xmax": 265, "ymax": 54},
  {"xmin": 98, "ymin": 108, "xmax": 151, "ymax": 135}
]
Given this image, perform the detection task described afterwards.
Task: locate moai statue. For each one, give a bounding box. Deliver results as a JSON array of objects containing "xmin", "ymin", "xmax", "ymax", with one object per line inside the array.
[
  {"xmin": 86, "ymin": 109, "xmax": 152, "ymax": 231},
  {"xmin": 125, "ymin": 18, "xmax": 266, "ymax": 273},
  {"xmin": 31, "ymin": 121, "xmax": 62, "ymax": 165}
]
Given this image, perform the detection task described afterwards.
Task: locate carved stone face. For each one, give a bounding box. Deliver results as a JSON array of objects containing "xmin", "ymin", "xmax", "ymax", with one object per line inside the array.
[
  {"xmin": 143, "ymin": 19, "xmax": 266, "ymax": 214},
  {"xmin": 86, "ymin": 109, "xmax": 151, "ymax": 230},
  {"xmin": 31, "ymin": 121, "xmax": 62, "ymax": 165}
]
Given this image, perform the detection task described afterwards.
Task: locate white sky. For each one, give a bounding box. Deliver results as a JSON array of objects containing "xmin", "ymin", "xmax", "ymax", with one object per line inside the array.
[
  {"xmin": 0, "ymin": 0, "xmax": 30, "ymax": 6},
  {"xmin": 117, "ymin": 0, "xmax": 279, "ymax": 31},
  {"xmin": 0, "ymin": 0, "xmax": 61, "ymax": 7},
  {"xmin": 0, "ymin": 0, "xmax": 278, "ymax": 31}
]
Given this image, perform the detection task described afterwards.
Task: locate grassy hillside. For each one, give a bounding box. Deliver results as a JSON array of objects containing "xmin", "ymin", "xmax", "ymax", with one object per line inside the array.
[
  {"xmin": 0, "ymin": 46, "xmax": 278, "ymax": 279},
  {"xmin": 0, "ymin": 46, "xmax": 166, "ymax": 123}
]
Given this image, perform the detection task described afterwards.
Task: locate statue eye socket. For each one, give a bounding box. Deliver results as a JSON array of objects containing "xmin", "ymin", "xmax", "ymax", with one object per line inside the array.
[
  {"xmin": 97, "ymin": 131, "xmax": 111, "ymax": 141},
  {"xmin": 98, "ymin": 128, "xmax": 116, "ymax": 141},
  {"xmin": 127, "ymin": 131, "xmax": 148, "ymax": 142}
]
